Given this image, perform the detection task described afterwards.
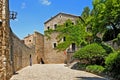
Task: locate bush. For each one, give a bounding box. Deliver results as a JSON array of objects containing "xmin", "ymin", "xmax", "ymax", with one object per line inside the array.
[
  {"xmin": 100, "ymin": 43, "xmax": 114, "ymax": 54},
  {"xmin": 74, "ymin": 43, "xmax": 108, "ymax": 65},
  {"xmin": 105, "ymin": 52, "xmax": 120, "ymax": 79},
  {"xmin": 78, "ymin": 63, "xmax": 88, "ymax": 70},
  {"xmin": 86, "ymin": 65, "xmax": 105, "ymax": 74}
]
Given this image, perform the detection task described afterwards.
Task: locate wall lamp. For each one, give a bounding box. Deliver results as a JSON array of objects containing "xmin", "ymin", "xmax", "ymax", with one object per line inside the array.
[{"xmin": 9, "ymin": 11, "xmax": 17, "ymax": 20}]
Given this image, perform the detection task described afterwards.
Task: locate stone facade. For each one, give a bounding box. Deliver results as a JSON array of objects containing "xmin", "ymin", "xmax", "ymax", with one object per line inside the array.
[
  {"xmin": 11, "ymin": 32, "xmax": 36, "ymax": 70},
  {"xmin": 24, "ymin": 32, "xmax": 44, "ymax": 64},
  {"xmin": 44, "ymin": 13, "xmax": 79, "ymax": 63},
  {"xmin": 0, "ymin": 0, "xmax": 12, "ymax": 80}
]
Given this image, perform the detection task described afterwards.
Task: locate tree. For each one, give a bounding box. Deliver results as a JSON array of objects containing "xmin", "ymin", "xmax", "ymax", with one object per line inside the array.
[
  {"xmin": 81, "ymin": 6, "xmax": 90, "ymax": 21},
  {"xmin": 91, "ymin": 0, "xmax": 120, "ymax": 39}
]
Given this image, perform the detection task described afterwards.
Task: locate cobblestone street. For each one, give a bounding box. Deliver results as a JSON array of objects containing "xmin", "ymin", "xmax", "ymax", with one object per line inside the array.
[{"xmin": 10, "ymin": 64, "xmax": 108, "ymax": 80}]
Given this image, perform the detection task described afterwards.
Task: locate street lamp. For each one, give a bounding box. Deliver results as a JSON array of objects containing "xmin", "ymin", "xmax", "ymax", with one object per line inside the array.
[{"xmin": 9, "ymin": 11, "xmax": 17, "ymax": 20}]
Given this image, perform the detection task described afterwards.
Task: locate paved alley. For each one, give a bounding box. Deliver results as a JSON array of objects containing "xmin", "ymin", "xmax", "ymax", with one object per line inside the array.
[{"xmin": 10, "ymin": 64, "xmax": 108, "ymax": 80}]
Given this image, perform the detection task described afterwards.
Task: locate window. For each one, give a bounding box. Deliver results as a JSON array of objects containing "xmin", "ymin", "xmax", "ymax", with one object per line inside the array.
[
  {"xmin": 53, "ymin": 43, "xmax": 57, "ymax": 48},
  {"xmin": 29, "ymin": 40, "xmax": 31, "ymax": 42},
  {"xmin": 47, "ymin": 26, "xmax": 50, "ymax": 30},
  {"xmin": 54, "ymin": 24, "xmax": 57, "ymax": 29},
  {"xmin": 63, "ymin": 37, "xmax": 66, "ymax": 41},
  {"xmin": 72, "ymin": 43, "xmax": 75, "ymax": 51}
]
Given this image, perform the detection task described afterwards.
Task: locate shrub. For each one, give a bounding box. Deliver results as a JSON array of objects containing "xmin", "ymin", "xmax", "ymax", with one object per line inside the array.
[
  {"xmin": 74, "ymin": 43, "xmax": 107, "ymax": 65},
  {"xmin": 100, "ymin": 43, "xmax": 114, "ymax": 54},
  {"xmin": 86, "ymin": 65, "xmax": 105, "ymax": 74},
  {"xmin": 78, "ymin": 63, "xmax": 88, "ymax": 70},
  {"xmin": 105, "ymin": 52, "xmax": 120, "ymax": 79}
]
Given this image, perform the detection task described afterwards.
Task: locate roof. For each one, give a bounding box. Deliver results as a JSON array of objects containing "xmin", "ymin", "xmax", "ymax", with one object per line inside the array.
[{"xmin": 44, "ymin": 12, "xmax": 80, "ymax": 24}]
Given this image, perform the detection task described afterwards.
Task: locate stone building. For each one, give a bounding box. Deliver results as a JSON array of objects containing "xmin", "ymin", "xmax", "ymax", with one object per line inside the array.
[
  {"xmin": 44, "ymin": 13, "xmax": 80, "ymax": 64},
  {"xmin": 23, "ymin": 31, "xmax": 44, "ymax": 64}
]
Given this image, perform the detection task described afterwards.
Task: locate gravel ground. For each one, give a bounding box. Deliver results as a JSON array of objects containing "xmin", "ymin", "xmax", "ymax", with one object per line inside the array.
[{"xmin": 10, "ymin": 64, "xmax": 109, "ymax": 80}]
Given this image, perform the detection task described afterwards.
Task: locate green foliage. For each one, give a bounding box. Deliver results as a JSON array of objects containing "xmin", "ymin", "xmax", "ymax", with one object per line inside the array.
[
  {"xmin": 44, "ymin": 29, "xmax": 54, "ymax": 40},
  {"xmin": 86, "ymin": 65, "xmax": 105, "ymax": 74},
  {"xmin": 81, "ymin": 6, "xmax": 90, "ymax": 21},
  {"xmin": 105, "ymin": 52, "xmax": 120, "ymax": 79},
  {"xmin": 112, "ymin": 33, "xmax": 120, "ymax": 46},
  {"xmin": 91, "ymin": 0, "xmax": 120, "ymax": 39},
  {"xmin": 78, "ymin": 63, "xmax": 88, "ymax": 70},
  {"xmin": 101, "ymin": 43, "xmax": 114, "ymax": 54},
  {"xmin": 74, "ymin": 43, "xmax": 107, "ymax": 65},
  {"xmin": 45, "ymin": 19, "xmax": 88, "ymax": 51},
  {"xmin": 56, "ymin": 19, "xmax": 88, "ymax": 51},
  {"xmin": 117, "ymin": 33, "xmax": 120, "ymax": 39}
]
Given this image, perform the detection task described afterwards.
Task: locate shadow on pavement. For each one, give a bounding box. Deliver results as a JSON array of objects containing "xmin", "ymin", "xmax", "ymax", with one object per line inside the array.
[{"xmin": 75, "ymin": 77, "xmax": 108, "ymax": 80}]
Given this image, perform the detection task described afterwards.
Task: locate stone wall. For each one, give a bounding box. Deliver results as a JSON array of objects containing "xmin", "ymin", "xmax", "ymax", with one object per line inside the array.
[
  {"xmin": 34, "ymin": 32, "xmax": 44, "ymax": 64},
  {"xmin": 0, "ymin": 29, "xmax": 44, "ymax": 80},
  {"xmin": 0, "ymin": 27, "xmax": 37, "ymax": 80},
  {"xmin": 44, "ymin": 32, "xmax": 66, "ymax": 63},
  {"xmin": 11, "ymin": 32, "xmax": 36, "ymax": 72},
  {"xmin": 23, "ymin": 31, "xmax": 44, "ymax": 64},
  {"xmin": 0, "ymin": 0, "xmax": 12, "ymax": 80},
  {"xmin": 0, "ymin": 21, "xmax": 43, "ymax": 80}
]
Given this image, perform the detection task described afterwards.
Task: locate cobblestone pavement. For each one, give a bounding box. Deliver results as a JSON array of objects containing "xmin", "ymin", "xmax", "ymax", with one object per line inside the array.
[{"xmin": 10, "ymin": 64, "xmax": 109, "ymax": 80}]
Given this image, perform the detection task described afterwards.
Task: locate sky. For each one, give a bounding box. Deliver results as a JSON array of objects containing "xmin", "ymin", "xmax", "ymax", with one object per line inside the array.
[{"xmin": 9, "ymin": 0, "xmax": 93, "ymax": 39}]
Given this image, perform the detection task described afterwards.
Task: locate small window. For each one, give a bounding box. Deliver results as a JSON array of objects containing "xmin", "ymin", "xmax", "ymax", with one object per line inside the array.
[
  {"xmin": 63, "ymin": 37, "xmax": 66, "ymax": 41},
  {"xmin": 72, "ymin": 43, "xmax": 75, "ymax": 51},
  {"xmin": 29, "ymin": 40, "xmax": 31, "ymax": 42},
  {"xmin": 54, "ymin": 24, "xmax": 57, "ymax": 29},
  {"xmin": 53, "ymin": 43, "xmax": 57, "ymax": 48},
  {"xmin": 47, "ymin": 26, "xmax": 50, "ymax": 30}
]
